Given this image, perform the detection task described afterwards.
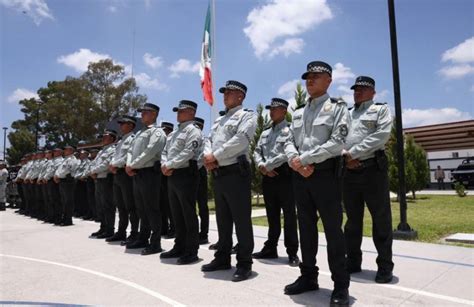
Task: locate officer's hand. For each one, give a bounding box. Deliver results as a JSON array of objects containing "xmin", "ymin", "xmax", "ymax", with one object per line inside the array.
[
  {"xmin": 267, "ymin": 170, "xmax": 278, "ymax": 177},
  {"xmin": 161, "ymin": 166, "xmax": 173, "ymax": 176},
  {"xmin": 109, "ymin": 165, "xmax": 117, "ymax": 174},
  {"xmin": 299, "ymin": 165, "xmax": 314, "ymax": 178},
  {"xmin": 346, "ymin": 159, "xmax": 361, "ymax": 170},
  {"xmin": 290, "ymin": 157, "xmax": 303, "ymax": 170},
  {"xmin": 259, "ymin": 165, "xmax": 268, "ymax": 175},
  {"xmin": 125, "ymin": 166, "xmax": 136, "ymax": 177},
  {"xmin": 204, "ymin": 154, "xmax": 217, "ymax": 164},
  {"xmin": 91, "ymin": 173, "xmax": 97, "ymax": 179}
]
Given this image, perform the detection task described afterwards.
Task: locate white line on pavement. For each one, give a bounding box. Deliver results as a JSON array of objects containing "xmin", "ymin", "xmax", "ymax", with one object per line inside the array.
[{"xmin": 0, "ymin": 254, "xmax": 185, "ymax": 307}]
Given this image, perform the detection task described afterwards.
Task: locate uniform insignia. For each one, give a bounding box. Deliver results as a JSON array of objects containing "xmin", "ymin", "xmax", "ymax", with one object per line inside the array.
[
  {"xmin": 324, "ymin": 104, "xmax": 332, "ymax": 112},
  {"xmin": 340, "ymin": 124, "xmax": 348, "ymax": 137},
  {"xmin": 293, "ymin": 115, "xmax": 302, "ymax": 120},
  {"xmin": 365, "ymin": 121, "xmax": 376, "ymax": 129},
  {"xmin": 192, "ymin": 141, "xmax": 198, "ymax": 148}
]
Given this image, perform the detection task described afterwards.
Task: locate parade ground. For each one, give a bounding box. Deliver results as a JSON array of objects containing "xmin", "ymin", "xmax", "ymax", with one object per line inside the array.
[{"xmin": 1, "ymin": 208, "xmax": 473, "ymax": 307}]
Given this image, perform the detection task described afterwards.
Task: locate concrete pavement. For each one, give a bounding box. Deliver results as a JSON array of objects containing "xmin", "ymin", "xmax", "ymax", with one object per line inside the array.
[{"xmin": 1, "ymin": 208, "xmax": 473, "ymax": 306}]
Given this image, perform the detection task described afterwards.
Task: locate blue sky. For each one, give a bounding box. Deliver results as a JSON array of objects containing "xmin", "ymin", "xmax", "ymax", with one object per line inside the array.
[{"xmin": 1, "ymin": 0, "xmax": 473, "ymax": 151}]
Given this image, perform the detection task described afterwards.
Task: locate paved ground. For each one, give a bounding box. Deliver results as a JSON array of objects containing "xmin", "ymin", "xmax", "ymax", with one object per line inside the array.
[{"xmin": 1, "ymin": 208, "xmax": 473, "ymax": 306}]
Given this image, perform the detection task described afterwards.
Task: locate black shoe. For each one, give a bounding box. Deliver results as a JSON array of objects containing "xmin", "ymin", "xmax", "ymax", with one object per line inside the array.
[
  {"xmin": 330, "ymin": 288, "xmax": 349, "ymax": 306},
  {"xmin": 177, "ymin": 254, "xmax": 199, "ymax": 265},
  {"xmin": 284, "ymin": 276, "xmax": 319, "ymax": 295},
  {"xmin": 375, "ymin": 269, "xmax": 393, "ymax": 283},
  {"xmin": 160, "ymin": 248, "xmax": 184, "ymax": 259},
  {"xmin": 232, "ymin": 267, "xmax": 251, "ymax": 282},
  {"xmin": 201, "ymin": 259, "xmax": 231, "ymax": 272},
  {"xmin": 106, "ymin": 232, "xmax": 127, "ymax": 242},
  {"xmin": 165, "ymin": 232, "xmax": 175, "ymax": 239},
  {"xmin": 199, "ymin": 237, "xmax": 209, "ymax": 245},
  {"xmin": 231, "ymin": 244, "xmax": 238, "ymax": 254},
  {"xmin": 141, "ymin": 246, "xmax": 163, "ymax": 256},
  {"xmin": 126, "ymin": 240, "xmax": 148, "ymax": 249},
  {"xmin": 60, "ymin": 221, "xmax": 73, "ymax": 226},
  {"xmin": 208, "ymin": 243, "xmax": 218, "ymax": 250},
  {"xmin": 347, "ymin": 262, "xmax": 362, "ymax": 274},
  {"xmin": 288, "ymin": 255, "xmax": 300, "ymax": 267},
  {"xmin": 252, "ymin": 248, "xmax": 278, "ymax": 259},
  {"xmin": 90, "ymin": 229, "xmax": 104, "ymax": 237},
  {"xmin": 96, "ymin": 232, "xmax": 114, "ymax": 239},
  {"xmin": 121, "ymin": 233, "xmax": 138, "ymax": 246}
]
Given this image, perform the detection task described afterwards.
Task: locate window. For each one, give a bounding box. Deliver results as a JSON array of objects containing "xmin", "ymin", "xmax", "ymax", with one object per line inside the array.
[{"xmin": 452, "ymin": 152, "xmax": 459, "ymax": 158}]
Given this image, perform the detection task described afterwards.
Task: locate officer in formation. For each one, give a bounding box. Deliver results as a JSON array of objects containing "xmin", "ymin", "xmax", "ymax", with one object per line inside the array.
[
  {"xmin": 194, "ymin": 116, "xmax": 210, "ymax": 244},
  {"xmin": 160, "ymin": 100, "xmax": 202, "ymax": 264},
  {"xmin": 109, "ymin": 115, "xmax": 139, "ymax": 244},
  {"xmin": 85, "ymin": 149, "xmax": 99, "ymax": 222},
  {"xmin": 89, "ymin": 130, "xmax": 117, "ymax": 238},
  {"xmin": 284, "ymin": 61, "xmax": 350, "ymax": 306},
  {"xmin": 0, "ymin": 160, "xmax": 8, "ymax": 211},
  {"xmin": 37, "ymin": 149, "xmax": 53, "ymax": 222},
  {"xmin": 342, "ymin": 76, "xmax": 394, "ymax": 283},
  {"xmin": 126, "ymin": 103, "xmax": 167, "ymax": 255},
  {"xmin": 253, "ymin": 98, "xmax": 299, "ymax": 267},
  {"xmin": 73, "ymin": 149, "xmax": 91, "ymax": 219},
  {"xmin": 202, "ymin": 80, "xmax": 257, "ymax": 282},
  {"xmin": 160, "ymin": 121, "xmax": 175, "ymax": 238}
]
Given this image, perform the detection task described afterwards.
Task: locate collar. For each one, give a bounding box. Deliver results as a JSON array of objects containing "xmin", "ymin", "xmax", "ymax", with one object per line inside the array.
[
  {"xmin": 122, "ymin": 131, "xmax": 133, "ymax": 139},
  {"xmin": 354, "ymin": 99, "xmax": 373, "ymax": 111},
  {"xmin": 178, "ymin": 120, "xmax": 194, "ymax": 130},
  {"xmin": 272, "ymin": 119, "xmax": 288, "ymax": 131},
  {"xmin": 308, "ymin": 93, "xmax": 329, "ymax": 106},
  {"xmin": 226, "ymin": 105, "xmax": 243, "ymax": 117}
]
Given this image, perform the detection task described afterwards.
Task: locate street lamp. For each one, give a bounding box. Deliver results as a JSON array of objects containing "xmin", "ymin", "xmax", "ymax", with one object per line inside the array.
[
  {"xmin": 35, "ymin": 99, "xmax": 43, "ymax": 151},
  {"xmin": 388, "ymin": 0, "xmax": 417, "ymax": 239},
  {"xmin": 2, "ymin": 127, "xmax": 7, "ymax": 160}
]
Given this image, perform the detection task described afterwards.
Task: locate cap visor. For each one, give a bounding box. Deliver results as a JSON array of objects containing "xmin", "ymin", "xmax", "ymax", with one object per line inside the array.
[
  {"xmin": 218, "ymin": 87, "xmax": 226, "ymax": 93},
  {"xmin": 172, "ymin": 107, "xmax": 179, "ymax": 112}
]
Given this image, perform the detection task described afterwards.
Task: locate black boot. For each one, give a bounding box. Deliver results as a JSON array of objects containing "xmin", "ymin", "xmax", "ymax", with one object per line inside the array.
[{"xmin": 284, "ymin": 276, "xmax": 319, "ymax": 295}]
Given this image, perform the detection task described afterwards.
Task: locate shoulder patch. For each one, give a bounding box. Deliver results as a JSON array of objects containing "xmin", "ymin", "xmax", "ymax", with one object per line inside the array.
[{"xmin": 330, "ymin": 97, "xmax": 346, "ymax": 104}]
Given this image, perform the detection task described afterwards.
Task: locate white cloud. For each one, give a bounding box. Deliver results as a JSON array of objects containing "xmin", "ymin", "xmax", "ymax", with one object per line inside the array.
[
  {"xmin": 402, "ymin": 107, "xmax": 472, "ymax": 127},
  {"xmin": 107, "ymin": 6, "xmax": 117, "ymax": 13},
  {"xmin": 134, "ymin": 73, "xmax": 168, "ymax": 91},
  {"xmin": 168, "ymin": 59, "xmax": 200, "ymax": 78},
  {"xmin": 0, "ymin": 0, "xmax": 54, "ymax": 25},
  {"xmin": 332, "ymin": 62, "xmax": 355, "ymax": 84},
  {"xmin": 336, "ymin": 85, "xmax": 353, "ymax": 104},
  {"xmin": 277, "ymin": 79, "xmax": 300, "ymax": 97},
  {"xmin": 143, "ymin": 53, "xmax": 163, "ymax": 69},
  {"xmin": 375, "ymin": 89, "xmax": 390, "ymax": 101},
  {"xmin": 57, "ymin": 48, "xmax": 110, "ymax": 73},
  {"xmin": 144, "ymin": 0, "xmax": 151, "ymax": 8},
  {"xmin": 439, "ymin": 64, "xmax": 474, "ymax": 79},
  {"xmin": 268, "ymin": 38, "xmax": 304, "ymax": 58},
  {"xmin": 442, "ymin": 37, "xmax": 474, "ymax": 64},
  {"xmin": 7, "ymin": 88, "xmax": 39, "ymax": 103},
  {"xmin": 243, "ymin": 0, "xmax": 333, "ymax": 59}
]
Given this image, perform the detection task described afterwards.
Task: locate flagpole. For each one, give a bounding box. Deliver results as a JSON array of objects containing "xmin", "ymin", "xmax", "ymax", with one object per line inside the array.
[{"xmin": 211, "ymin": 0, "xmax": 217, "ymax": 124}]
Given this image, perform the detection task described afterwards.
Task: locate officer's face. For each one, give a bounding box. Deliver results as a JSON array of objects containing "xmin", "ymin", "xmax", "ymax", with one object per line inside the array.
[
  {"xmin": 53, "ymin": 150, "xmax": 62, "ymax": 157},
  {"xmin": 353, "ymin": 86, "xmax": 375, "ymax": 104},
  {"xmin": 141, "ymin": 110, "xmax": 157, "ymax": 125},
  {"xmin": 64, "ymin": 148, "xmax": 74, "ymax": 156},
  {"xmin": 269, "ymin": 107, "xmax": 287, "ymax": 123},
  {"xmin": 119, "ymin": 122, "xmax": 134, "ymax": 134},
  {"xmin": 305, "ymin": 73, "xmax": 332, "ymax": 98},
  {"xmin": 223, "ymin": 89, "xmax": 244, "ymax": 109},
  {"xmin": 46, "ymin": 152, "xmax": 53, "ymax": 159},
  {"xmin": 102, "ymin": 134, "xmax": 114, "ymax": 145},
  {"xmin": 177, "ymin": 108, "xmax": 195, "ymax": 123}
]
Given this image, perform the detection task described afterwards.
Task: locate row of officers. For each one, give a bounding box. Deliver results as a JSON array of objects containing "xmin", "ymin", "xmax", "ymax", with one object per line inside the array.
[{"xmin": 13, "ymin": 60, "xmax": 394, "ymax": 307}]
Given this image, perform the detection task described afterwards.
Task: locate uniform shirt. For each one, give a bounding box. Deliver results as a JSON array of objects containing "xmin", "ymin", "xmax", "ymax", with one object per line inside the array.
[
  {"xmin": 83, "ymin": 157, "xmax": 97, "ymax": 178},
  {"xmin": 254, "ymin": 120, "xmax": 290, "ymax": 171},
  {"xmin": 205, "ymin": 105, "xmax": 257, "ymax": 166},
  {"xmin": 44, "ymin": 156, "xmax": 64, "ymax": 180},
  {"xmin": 110, "ymin": 132, "xmax": 135, "ymax": 168},
  {"xmin": 344, "ymin": 100, "xmax": 392, "ymax": 160},
  {"xmin": 197, "ymin": 133, "xmax": 207, "ymax": 170},
  {"xmin": 25, "ymin": 159, "xmax": 47, "ymax": 180},
  {"xmin": 55, "ymin": 155, "xmax": 80, "ymax": 179},
  {"xmin": 285, "ymin": 93, "xmax": 349, "ymax": 165},
  {"xmin": 90, "ymin": 144, "xmax": 115, "ymax": 178},
  {"xmin": 74, "ymin": 159, "xmax": 91, "ymax": 179},
  {"xmin": 17, "ymin": 161, "xmax": 33, "ymax": 180},
  {"xmin": 127, "ymin": 124, "xmax": 166, "ymax": 169},
  {"xmin": 161, "ymin": 121, "xmax": 202, "ymax": 169},
  {"xmin": 0, "ymin": 168, "xmax": 8, "ymax": 202},
  {"xmin": 38, "ymin": 159, "xmax": 53, "ymax": 181}
]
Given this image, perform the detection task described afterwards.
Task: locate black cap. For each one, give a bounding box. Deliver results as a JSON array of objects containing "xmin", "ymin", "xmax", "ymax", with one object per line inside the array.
[
  {"xmin": 301, "ymin": 61, "xmax": 332, "ymax": 79},
  {"xmin": 138, "ymin": 103, "xmax": 160, "ymax": 113},
  {"xmin": 350, "ymin": 76, "xmax": 375, "ymax": 90},
  {"xmin": 219, "ymin": 80, "xmax": 247, "ymax": 95},
  {"xmin": 63, "ymin": 144, "xmax": 76, "ymax": 150},
  {"xmin": 161, "ymin": 122, "xmax": 174, "ymax": 130},
  {"xmin": 265, "ymin": 98, "xmax": 289, "ymax": 110},
  {"xmin": 194, "ymin": 117, "xmax": 205, "ymax": 128},
  {"xmin": 103, "ymin": 129, "xmax": 118, "ymax": 139},
  {"xmin": 172, "ymin": 100, "xmax": 198, "ymax": 112},
  {"xmin": 117, "ymin": 115, "xmax": 137, "ymax": 125}
]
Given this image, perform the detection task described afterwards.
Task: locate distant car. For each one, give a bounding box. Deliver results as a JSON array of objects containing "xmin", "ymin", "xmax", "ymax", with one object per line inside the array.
[{"xmin": 451, "ymin": 158, "xmax": 474, "ymax": 189}]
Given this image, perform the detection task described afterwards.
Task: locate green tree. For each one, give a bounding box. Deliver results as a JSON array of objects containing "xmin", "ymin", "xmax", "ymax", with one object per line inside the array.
[
  {"xmin": 6, "ymin": 127, "xmax": 36, "ymax": 165},
  {"xmin": 250, "ymin": 103, "xmax": 270, "ymax": 205}
]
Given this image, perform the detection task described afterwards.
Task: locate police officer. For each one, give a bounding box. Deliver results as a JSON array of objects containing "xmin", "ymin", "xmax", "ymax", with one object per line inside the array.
[
  {"xmin": 47, "ymin": 147, "xmax": 64, "ymax": 224},
  {"xmin": 16, "ymin": 153, "xmax": 34, "ymax": 215},
  {"xmin": 54, "ymin": 145, "xmax": 80, "ymax": 226},
  {"xmin": 202, "ymin": 80, "xmax": 257, "ymax": 282},
  {"xmin": 343, "ymin": 76, "xmax": 394, "ymax": 283},
  {"xmin": 73, "ymin": 149, "xmax": 90, "ymax": 219},
  {"xmin": 160, "ymin": 121, "xmax": 175, "ymax": 239},
  {"xmin": 109, "ymin": 115, "xmax": 139, "ymax": 244},
  {"xmin": 253, "ymin": 98, "xmax": 299, "ymax": 267},
  {"xmin": 0, "ymin": 160, "xmax": 8, "ymax": 211},
  {"xmin": 160, "ymin": 100, "xmax": 202, "ymax": 264},
  {"xmin": 14, "ymin": 156, "xmax": 29, "ymax": 214},
  {"xmin": 126, "ymin": 103, "xmax": 167, "ymax": 256},
  {"xmin": 38, "ymin": 149, "xmax": 54, "ymax": 222},
  {"xmin": 90, "ymin": 130, "xmax": 117, "ymax": 239},
  {"xmin": 194, "ymin": 117, "xmax": 210, "ymax": 244},
  {"xmin": 284, "ymin": 61, "xmax": 350, "ymax": 306},
  {"xmin": 84, "ymin": 149, "xmax": 99, "ymax": 221}
]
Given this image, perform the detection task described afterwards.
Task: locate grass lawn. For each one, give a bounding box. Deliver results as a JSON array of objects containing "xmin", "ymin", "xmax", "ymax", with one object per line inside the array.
[{"xmin": 249, "ymin": 195, "xmax": 474, "ymax": 244}]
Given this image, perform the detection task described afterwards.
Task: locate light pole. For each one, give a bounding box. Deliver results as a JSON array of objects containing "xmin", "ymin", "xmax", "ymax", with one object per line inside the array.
[
  {"xmin": 2, "ymin": 127, "xmax": 7, "ymax": 160},
  {"xmin": 35, "ymin": 100, "xmax": 42, "ymax": 151},
  {"xmin": 388, "ymin": 0, "xmax": 417, "ymax": 239}
]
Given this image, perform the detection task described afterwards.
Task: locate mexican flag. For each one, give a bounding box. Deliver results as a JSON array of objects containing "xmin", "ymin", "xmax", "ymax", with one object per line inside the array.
[{"xmin": 200, "ymin": 3, "xmax": 214, "ymax": 106}]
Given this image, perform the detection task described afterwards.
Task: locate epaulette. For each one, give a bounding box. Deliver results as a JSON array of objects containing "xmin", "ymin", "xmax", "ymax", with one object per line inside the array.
[
  {"xmin": 348, "ymin": 107, "xmax": 354, "ymax": 111},
  {"xmin": 219, "ymin": 110, "xmax": 226, "ymax": 116},
  {"xmin": 263, "ymin": 124, "xmax": 272, "ymax": 130},
  {"xmin": 375, "ymin": 102, "xmax": 387, "ymax": 105},
  {"xmin": 295, "ymin": 103, "xmax": 306, "ymax": 110},
  {"xmin": 244, "ymin": 108, "xmax": 253, "ymax": 112},
  {"xmin": 330, "ymin": 97, "xmax": 346, "ymax": 104}
]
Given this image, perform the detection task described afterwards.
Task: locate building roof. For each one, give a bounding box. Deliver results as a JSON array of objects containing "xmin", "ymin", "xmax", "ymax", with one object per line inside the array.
[{"xmin": 404, "ymin": 120, "xmax": 474, "ymax": 152}]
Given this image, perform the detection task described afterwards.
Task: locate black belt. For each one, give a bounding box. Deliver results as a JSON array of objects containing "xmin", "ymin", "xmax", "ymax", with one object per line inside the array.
[
  {"xmin": 212, "ymin": 163, "xmax": 240, "ymax": 177},
  {"xmin": 312, "ymin": 157, "xmax": 337, "ymax": 170}
]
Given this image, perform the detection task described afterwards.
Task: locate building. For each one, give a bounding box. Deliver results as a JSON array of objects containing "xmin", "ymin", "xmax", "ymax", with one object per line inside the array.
[{"xmin": 404, "ymin": 120, "xmax": 474, "ymax": 189}]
